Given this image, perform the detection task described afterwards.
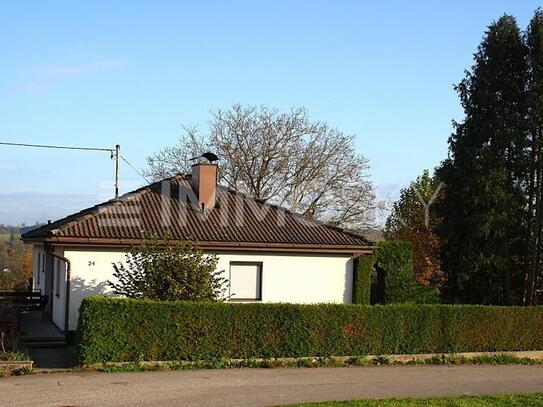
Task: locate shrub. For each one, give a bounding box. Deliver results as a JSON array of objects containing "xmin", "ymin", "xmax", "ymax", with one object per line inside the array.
[
  {"xmin": 352, "ymin": 255, "xmax": 374, "ymax": 304},
  {"xmin": 387, "ymin": 285, "xmax": 441, "ymax": 305},
  {"xmin": 376, "ymin": 241, "xmax": 413, "ymax": 303},
  {"xmin": 108, "ymin": 234, "xmax": 227, "ymax": 301},
  {"xmin": 408, "ymin": 285, "xmax": 441, "ymax": 304},
  {"xmin": 376, "ymin": 240, "xmax": 440, "ymax": 304},
  {"xmin": 76, "ymin": 297, "xmax": 543, "ymax": 364}
]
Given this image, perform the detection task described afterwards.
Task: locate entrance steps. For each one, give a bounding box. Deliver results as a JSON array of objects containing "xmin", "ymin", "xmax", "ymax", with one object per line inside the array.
[{"xmin": 22, "ymin": 337, "xmax": 68, "ymax": 348}]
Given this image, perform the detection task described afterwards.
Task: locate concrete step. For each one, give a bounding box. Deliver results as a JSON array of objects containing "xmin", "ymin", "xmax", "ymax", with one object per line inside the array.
[
  {"xmin": 23, "ymin": 341, "xmax": 68, "ymax": 348},
  {"xmin": 23, "ymin": 336, "xmax": 66, "ymax": 342},
  {"xmin": 22, "ymin": 336, "xmax": 68, "ymax": 348}
]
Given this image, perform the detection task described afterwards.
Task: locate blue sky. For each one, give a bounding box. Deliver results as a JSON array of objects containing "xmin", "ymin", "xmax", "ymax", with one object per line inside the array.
[{"xmin": 1, "ymin": 1, "xmax": 541, "ymax": 225}]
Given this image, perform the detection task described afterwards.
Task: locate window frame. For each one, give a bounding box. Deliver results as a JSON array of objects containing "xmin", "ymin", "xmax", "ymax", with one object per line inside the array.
[{"xmin": 228, "ymin": 261, "xmax": 263, "ymax": 302}]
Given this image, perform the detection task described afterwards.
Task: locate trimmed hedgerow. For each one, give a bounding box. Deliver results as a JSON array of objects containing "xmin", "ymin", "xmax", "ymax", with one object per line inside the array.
[{"xmin": 76, "ymin": 297, "xmax": 543, "ymax": 364}]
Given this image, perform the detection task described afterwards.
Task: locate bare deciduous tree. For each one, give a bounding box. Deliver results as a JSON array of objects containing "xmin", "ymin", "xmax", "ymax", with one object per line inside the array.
[{"xmin": 145, "ymin": 105, "xmax": 378, "ymax": 229}]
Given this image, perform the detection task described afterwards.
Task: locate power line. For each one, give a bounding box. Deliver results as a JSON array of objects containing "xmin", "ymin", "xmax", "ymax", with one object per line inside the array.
[
  {"xmin": 1, "ymin": 140, "xmax": 120, "ymax": 198},
  {"xmin": 0, "ymin": 141, "xmax": 114, "ymax": 152},
  {"xmin": 120, "ymin": 154, "xmax": 150, "ymax": 184},
  {"xmin": 1, "ymin": 140, "xmax": 150, "ymax": 196}
]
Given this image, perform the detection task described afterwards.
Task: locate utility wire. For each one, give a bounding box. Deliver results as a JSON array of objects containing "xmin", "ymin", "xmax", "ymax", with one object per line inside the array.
[
  {"xmin": 120, "ymin": 154, "xmax": 150, "ymax": 184},
  {"xmin": 0, "ymin": 140, "xmax": 150, "ymax": 189},
  {"xmin": 0, "ymin": 141, "xmax": 114, "ymax": 152}
]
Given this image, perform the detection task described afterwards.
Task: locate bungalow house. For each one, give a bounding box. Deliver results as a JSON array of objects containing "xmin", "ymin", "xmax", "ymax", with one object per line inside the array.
[{"xmin": 21, "ymin": 160, "xmax": 375, "ymax": 333}]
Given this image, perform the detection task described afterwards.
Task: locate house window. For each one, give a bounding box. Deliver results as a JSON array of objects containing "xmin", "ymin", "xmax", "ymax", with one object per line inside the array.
[
  {"xmin": 55, "ymin": 259, "xmax": 61, "ymax": 297},
  {"xmin": 229, "ymin": 262, "xmax": 262, "ymax": 301}
]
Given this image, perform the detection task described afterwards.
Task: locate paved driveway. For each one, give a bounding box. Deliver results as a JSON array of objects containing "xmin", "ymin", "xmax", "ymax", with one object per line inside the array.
[{"xmin": 2, "ymin": 365, "xmax": 543, "ymax": 407}]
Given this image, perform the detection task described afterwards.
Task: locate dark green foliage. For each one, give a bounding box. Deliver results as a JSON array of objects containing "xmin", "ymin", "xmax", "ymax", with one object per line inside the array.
[
  {"xmin": 376, "ymin": 241, "xmax": 413, "ymax": 302},
  {"xmin": 371, "ymin": 240, "xmax": 440, "ymax": 304},
  {"xmin": 352, "ymin": 255, "xmax": 373, "ymax": 304},
  {"xmin": 406, "ymin": 285, "xmax": 441, "ymax": 304},
  {"xmin": 108, "ymin": 234, "xmax": 227, "ymax": 301},
  {"xmin": 76, "ymin": 297, "xmax": 543, "ymax": 364},
  {"xmin": 437, "ymin": 15, "xmax": 529, "ymax": 305}
]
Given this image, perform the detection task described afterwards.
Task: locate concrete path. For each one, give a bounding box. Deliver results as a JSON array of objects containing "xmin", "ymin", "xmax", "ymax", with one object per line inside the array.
[{"xmin": 2, "ymin": 365, "xmax": 543, "ymax": 407}]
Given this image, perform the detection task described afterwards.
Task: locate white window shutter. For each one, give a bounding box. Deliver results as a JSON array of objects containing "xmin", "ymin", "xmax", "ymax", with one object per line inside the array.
[{"xmin": 229, "ymin": 263, "xmax": 262, "ymax": 300}]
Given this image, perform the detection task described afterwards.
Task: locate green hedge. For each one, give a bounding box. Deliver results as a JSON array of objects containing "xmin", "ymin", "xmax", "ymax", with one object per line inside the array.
[
  {"xmin": 76, "ymin": 297, "xmax": 543, "ymax": 364},
  {"xmin": 410, "ymin": 285, "xmax": 441, "ymax": 304},
  {"xmin": 352, "ymin": 255, "xmax": 373, "ymax": 304}
]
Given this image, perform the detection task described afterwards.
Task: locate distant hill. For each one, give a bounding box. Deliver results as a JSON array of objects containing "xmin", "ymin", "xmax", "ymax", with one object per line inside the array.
[
  {"xmin": 19, "ymin": 224, "xmax": 44, "ymax": 234},
  {"xmin": 0, "ymin": 223, "xmax": 44, "ymax": 235}
]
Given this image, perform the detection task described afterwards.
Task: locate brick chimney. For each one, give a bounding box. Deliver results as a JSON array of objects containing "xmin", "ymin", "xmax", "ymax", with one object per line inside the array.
[{"xmin": 191, "ymin": 162, "xmax": 218, "ymax": 210}]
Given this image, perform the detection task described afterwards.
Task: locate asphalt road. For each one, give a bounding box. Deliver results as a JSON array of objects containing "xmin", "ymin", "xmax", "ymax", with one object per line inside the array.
[{"xmin": 2, "ymin": 365, "xmax": 543, "ymax": 407}]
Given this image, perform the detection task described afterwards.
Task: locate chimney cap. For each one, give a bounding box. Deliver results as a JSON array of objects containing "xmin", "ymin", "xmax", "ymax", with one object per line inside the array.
[{"xmin": 190, "ymin": 151, "xmax": 219, "ymax": 164}]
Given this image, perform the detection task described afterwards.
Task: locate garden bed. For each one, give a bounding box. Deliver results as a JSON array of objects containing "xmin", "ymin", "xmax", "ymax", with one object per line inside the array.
[
  {"xmin": 0, "ymin": 360, "xmax": 33, "ymax": 377},
  {"xmin": 0, "ymin": 347, "xmax": 33, "ymax": 377},
  {"xmin": 87, "ymin": 351, "xmax": 543, "ymax": 372}
]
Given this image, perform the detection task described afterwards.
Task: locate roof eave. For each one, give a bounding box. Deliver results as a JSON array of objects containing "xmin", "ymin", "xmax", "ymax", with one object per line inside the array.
[{"xmin": 22, "ymin": 236, "xmax": 376, "ymax": 255}]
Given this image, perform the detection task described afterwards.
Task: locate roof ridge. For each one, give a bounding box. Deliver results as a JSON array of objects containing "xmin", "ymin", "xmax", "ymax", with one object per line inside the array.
[{"xmin": 216, "ymin": 184, "xmax": 371, "ymax": 245}]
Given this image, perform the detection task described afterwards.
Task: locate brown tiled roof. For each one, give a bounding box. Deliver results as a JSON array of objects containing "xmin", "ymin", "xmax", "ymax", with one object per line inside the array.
[{"xmin": 22, "ymin": 175, "xmax": 372, "ymax": 252}]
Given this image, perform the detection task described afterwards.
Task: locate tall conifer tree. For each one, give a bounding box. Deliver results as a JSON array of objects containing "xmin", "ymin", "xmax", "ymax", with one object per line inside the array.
[
  {"xmin": 525, "ymin": 10, "xmax": 543, "ymax": 304},
  {"xmin": 437, "ymin": 15, "xmax": 528, "ymax": 304}
]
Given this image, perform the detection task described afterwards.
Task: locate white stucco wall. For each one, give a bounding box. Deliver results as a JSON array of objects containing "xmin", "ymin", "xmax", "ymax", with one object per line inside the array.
[
  {"xmin": 57, "ymin": 247, "xmax": 354, "ymax": 331},
  {"xmin": 63, "ymin": 248, "xmax": 121, "ymax": 331},
  {"xmin": 215, "ymin": 252, "xmax": 353, "ymax": 304}
]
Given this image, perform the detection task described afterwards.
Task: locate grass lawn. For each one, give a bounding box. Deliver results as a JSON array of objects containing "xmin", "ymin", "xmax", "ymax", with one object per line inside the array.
[{"xmin": 288, "ymin": 393, "xmax": 543, "ymax": 406}]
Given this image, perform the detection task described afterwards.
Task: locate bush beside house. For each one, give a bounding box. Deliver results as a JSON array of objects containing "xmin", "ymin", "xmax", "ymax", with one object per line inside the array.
[
  {"xmin": 376, "ymin": 240, "xmax": 440, "ymax": 304},
  {"xmin": 77, "ymin": 297, "xmax": 543, "ymax": 364},
  {"xmin": 352, "ymin": 255, "xmax": 373, "ymax": 304},
  {"xmin": 109, "ymin": 235, "xmax": 227, "ymax": 301}
]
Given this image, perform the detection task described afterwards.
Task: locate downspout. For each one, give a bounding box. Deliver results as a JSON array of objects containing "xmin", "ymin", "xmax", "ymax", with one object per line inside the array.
[{"xmin": 49, "ymin": 252, "xmax": 72, "ymax": 335}]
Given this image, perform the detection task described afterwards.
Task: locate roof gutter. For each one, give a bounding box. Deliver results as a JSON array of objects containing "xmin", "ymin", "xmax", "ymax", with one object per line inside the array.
[{"xmin": 25, "ymin": 236, "xmax": 376, "ymax": 255}]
